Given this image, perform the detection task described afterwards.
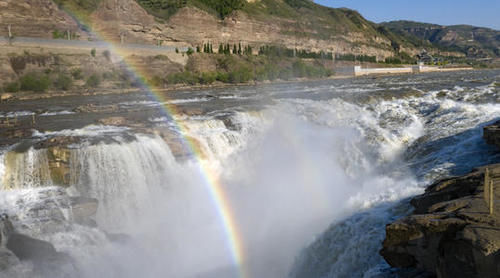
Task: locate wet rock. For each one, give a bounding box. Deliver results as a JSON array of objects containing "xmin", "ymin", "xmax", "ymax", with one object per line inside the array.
[
  {"xmin": 70, "ymin": 197, "xmax": 98, "ymax": 227},
  {"xmin": 98, "ymin": 116, "xmax": 129, "ymax": 126},
  {"xmin": 380, "ymin": 165, "xmax": 500, "ymax": 278},
  {"xmin": 0, "ymin": 93, "xmax": 14, "ymax": 102},
  {"xmin": 97, "ymin": 116, "xmax": 146, "ymax": 128},
  {"xmin": 76, "ymin": 103, "xmax": 119, "ymax": 113},
  {"xmin": 483, "ymin": 120, "xmax": 500, "ymax": 148},
  {"xmin": 154, "ymin": 127, "xmax": 206, "ymax": 160},
  {"xmin": 47, "ymin": 146, "xmax": 72, "ymax": 187},
  {"xmin": 34, "ymin": 136, "xmax": 80, "ymax": 149},
  {"xmin": 105, "ymin": 232, "xmax": 132, "ymax": 244},
  {"xmin": 7, "ymin": 233, "xmax": 59, "ymax": 261},
  {"xmin": 0, "ymin": 248, "xmax": 21, "ymax": 271},
  {"xmin": 6, "ymin": 233, "xmax": 76, "ymax": 277}
]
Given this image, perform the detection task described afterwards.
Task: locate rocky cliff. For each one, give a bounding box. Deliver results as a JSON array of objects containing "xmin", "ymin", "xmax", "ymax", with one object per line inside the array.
[
  {"xmin": 380, "ymin": 121, "xmax": 500, "ymax": 278},
  {"xmin": 0, "ymin": 0, "xmax": 88, "ymax": 39},
  {"xmin": 0, "ymin": 0, "xmax": 418, "ymax": 60},
  {"xmin": 382, "ymin": 21, "xmax": 500, "ymax": 59}
]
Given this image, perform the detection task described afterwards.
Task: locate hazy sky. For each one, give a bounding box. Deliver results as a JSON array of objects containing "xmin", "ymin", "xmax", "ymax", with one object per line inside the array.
[{"xmin": 315, "ymin": 0, "xmax": 500, "ymax": 30}]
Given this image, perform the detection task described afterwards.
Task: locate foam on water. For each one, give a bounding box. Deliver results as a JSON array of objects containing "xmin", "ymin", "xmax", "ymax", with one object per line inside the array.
[
  {"xmin": 32, "ymin": 125, "xmax": 130, "ymax": 138},
  {"xmin": 40, "ymin": 111, "xmax": 76, "ymax": 117}
]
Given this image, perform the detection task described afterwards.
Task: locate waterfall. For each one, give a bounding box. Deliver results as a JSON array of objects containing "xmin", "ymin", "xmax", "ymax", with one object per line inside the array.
[{"xmin": 0, "ymin": 71, "xmax": 499, "ymax": 278}]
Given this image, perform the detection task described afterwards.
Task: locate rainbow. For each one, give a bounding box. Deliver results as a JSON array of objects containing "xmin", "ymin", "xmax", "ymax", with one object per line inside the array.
[{"xmin": 57, "ymin": 5, "xmax": 247, "ymax": 278}]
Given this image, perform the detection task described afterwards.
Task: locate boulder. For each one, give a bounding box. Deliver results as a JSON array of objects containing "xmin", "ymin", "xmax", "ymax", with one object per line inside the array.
[
  {"xmin": 6, "ymin": 233, "xmax": 76, "ymax": 277},
  {"xmin": 0, "ymin": 248, "xmax": 20, "ymax": 271},
  {"xmin": 70, "ymin": 196, "xmax": 98, "ymax": 227},
  {"xmin": 6, "ymin": 233, "xmax": 59, "ymax": 262}
]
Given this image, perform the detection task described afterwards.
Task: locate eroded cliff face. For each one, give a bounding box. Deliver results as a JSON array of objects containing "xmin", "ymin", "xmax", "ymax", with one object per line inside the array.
[
  {"xmin": 0, "ymin": 0, "xmax": 87, "ymax": 39},
  {"xmin": 89, "ymin": 0, "xmax": 395, "ymax": 59},
  {"xmin": 381, "ymin": 122, "xmax": 500, "ymax": 278},
  {"xmin": 0, "ymin": 0, "xmax": 396, "ymax": 60}
]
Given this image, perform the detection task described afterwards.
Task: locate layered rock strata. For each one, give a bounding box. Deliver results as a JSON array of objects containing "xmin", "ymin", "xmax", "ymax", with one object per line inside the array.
[{"xmin": 380, "ymin": 121, "xmax": 500, "ymax": 278}]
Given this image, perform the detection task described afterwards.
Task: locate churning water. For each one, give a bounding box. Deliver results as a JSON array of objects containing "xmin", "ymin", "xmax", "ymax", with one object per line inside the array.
[{"xmin": 1, "ymin": 70, "xmax": 499, "ymax": 278}]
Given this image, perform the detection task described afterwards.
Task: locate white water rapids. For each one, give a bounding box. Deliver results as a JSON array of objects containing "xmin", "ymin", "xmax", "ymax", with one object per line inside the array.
[{"xmin": 0, "ymin": 71, "xmax": 499, "ymax": 278}]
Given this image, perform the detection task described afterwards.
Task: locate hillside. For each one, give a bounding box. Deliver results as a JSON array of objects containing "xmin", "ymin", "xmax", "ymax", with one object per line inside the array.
[
  {"xmin": 3, "ymin": 0, "xmax": 499, "ymax": 66},
  {"xmin": 0, "ymin": 0, "xmax": 435, "ymax": 61},
  {"xmin": 382, "ymin": 20, "xmax": 500, "ymax": 58}
]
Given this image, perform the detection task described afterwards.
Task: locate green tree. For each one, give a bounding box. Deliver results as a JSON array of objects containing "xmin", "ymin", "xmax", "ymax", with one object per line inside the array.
[
  {"xmin": 90, "ymin": 48, "xmax": 96, "ymax": 57},
  {"xmin": 219, "ymin": 44, "xmax": 224, "ymax": 54},
  {"xmin": 233, "ymin": 44, "xmax": 237, "ymax": 54},
  {"xmin": 238, "ymin": 43, "xmax": 242, "ymax": 55}
]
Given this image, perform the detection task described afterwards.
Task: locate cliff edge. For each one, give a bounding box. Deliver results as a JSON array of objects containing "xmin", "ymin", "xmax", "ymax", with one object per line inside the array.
[{"xmin": 380, "ymin": 120, "xmax": 500, "ymax": 278}]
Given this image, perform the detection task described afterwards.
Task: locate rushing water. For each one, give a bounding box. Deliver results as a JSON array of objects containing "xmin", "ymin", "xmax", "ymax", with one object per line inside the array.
[{"xmin": 0, "ymin": 70, "xmax": 499, "ymax": 278}]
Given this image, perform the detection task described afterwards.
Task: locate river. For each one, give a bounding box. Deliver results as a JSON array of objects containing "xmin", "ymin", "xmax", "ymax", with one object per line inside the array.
[{"xmin": 0, "ymin": 70, "xmax": 499, "ymax": 278}]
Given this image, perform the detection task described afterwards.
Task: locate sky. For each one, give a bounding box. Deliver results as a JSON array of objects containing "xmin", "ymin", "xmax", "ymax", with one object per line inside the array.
[{"xmin": 315, "ymin": 0, "xmax": 500, "ymax": 30}]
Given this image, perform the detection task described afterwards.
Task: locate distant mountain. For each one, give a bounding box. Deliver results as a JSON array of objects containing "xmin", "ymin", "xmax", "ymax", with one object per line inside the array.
[{"xmin": 381, "ymin": 21, "xmax": 500, "ymax": 58}]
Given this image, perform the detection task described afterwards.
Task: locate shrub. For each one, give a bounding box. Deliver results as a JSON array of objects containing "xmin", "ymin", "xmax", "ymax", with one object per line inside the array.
[
  {"xmin": 199, "ymin": 72, "xmax": 217, "ymax": 84},
  {"xmin": 150, "ymin": 76, "xmax": 164, "ymax": 87},
  {"xmin": 292, "ymin": 60, "xmax": 307, "ymax": 78},
  {"xmin": 103, "ymin": 50, "xmax": 111, "ymax": 61},
  {"xmin": 166, "ymin": 71, "xmax": 198, "ymax": 85},
  {"xmin": 71, "ymin": 68, "xmax": 83, "ymax": 80},
  {"xmin": 90, "ymin": 48, "xmax": 96, "ymax": 57},
  {"xmin": 385, "ymin": 57, "xmax": 402, "ymax": 64},
  {"xmin": 228, "ymin": 66, "xmax": 254, "ymax": 83},
  {"xmin": 86, "ymin": 74, "xmax": 101, "ymax": 87},
  {"xmin": 52, "ymin": 30, "xmax": 65, "ymax": 39},
  {"xmin": 175, "ymin": 48, "xmax": 179, "ymax": 54},
  {"xmin": 19, "ymin": 72, "xmax": 50, "ymax": 92},
  {"xmin": 4, "ymin": 82, "xmax": 20, "ymax": 93},
  {"xmin": 186, "ymin": 47, "xmax": 194, "ymax": 56},
  {"xmin": 278, "ymin": 68, "xmax": 293, "ymax": 80},
  {"xmin": 53, "ymin": 73, "xmax": 73, "ymax": 90},
  {"xmin": 215, "ymin": 72, "xmax": 229, "ymax": 83},
  {"xmin": 102, "ymin": 71, "xmax": 114, "ymax": 80}
]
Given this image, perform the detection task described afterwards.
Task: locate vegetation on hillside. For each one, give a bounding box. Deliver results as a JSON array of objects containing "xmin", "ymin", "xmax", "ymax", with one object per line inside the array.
[
  {"xmin": 136, "ymin": 0, "xmax": 244, "ymax": 19},
  {"xmin": 159, "ymin": 54, "xmax": 333, "ymax": 87}
]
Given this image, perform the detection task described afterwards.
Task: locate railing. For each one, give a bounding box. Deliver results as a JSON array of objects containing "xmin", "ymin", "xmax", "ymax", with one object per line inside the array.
[{"xmin": 484, "ymin": 168, "xmax": 499, "ymax": 215}]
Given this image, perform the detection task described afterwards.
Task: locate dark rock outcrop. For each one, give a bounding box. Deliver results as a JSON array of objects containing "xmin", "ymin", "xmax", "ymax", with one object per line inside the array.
[
  {"xmin": 70, "ymin": 196, "xmax": 98, "ymax": 227},
  {"xmin": 381, "ymin": 169, "xmax": 500, "ymax": 276},
  {"xmin": 484, "ymin": 120, "xmax": 500, "ymax": 148}
]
